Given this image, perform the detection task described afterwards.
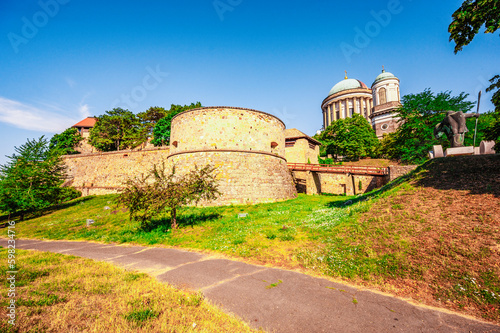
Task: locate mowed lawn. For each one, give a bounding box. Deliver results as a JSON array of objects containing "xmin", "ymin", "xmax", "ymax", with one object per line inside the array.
[{"xmin": 1, "ymin": 155, "xmax": 499, "ymax": 323}]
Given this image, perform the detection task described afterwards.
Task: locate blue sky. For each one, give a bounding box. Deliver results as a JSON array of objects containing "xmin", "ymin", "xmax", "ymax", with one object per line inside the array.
[{"xmin": 1, "ymin": 0, "xmax": 498, "ymax": 165}]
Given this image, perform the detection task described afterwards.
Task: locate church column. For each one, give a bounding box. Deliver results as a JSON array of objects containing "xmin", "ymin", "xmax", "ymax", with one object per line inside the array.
[
  {"xmin": 333, "ymin": 103, "xmax": 337, "ymax": 121},
  {"xmin": 326, "ymin": 105, "xmax": 330, "ymax": 127},
  {"xmin": 323, "ymin": 109, "xmax": 326, "ymax": 129}
]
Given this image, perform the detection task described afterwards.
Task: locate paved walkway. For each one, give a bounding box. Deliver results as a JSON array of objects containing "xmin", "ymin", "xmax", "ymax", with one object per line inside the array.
[{"xmin": 2, "ymin": 239, "xmax": 499, "ymax": 333}]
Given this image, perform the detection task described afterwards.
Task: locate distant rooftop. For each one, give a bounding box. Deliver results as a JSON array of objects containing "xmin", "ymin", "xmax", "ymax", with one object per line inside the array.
[
  {"xmin": 72, "ymin": 117, "xmax": 97, "ymax": 128},
  {"xmin": 284, "ymin": 128, "xmax": 321, "ymax": 145}
]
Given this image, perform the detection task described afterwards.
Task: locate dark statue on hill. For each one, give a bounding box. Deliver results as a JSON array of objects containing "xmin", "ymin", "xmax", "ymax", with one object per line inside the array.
[{"xmin": 434, "ymin": 111, "xmax": 479, "ymax": 148}]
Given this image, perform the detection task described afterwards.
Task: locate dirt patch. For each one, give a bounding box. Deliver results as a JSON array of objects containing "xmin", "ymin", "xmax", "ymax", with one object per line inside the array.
[{"xmin": 356, "ymin": 155, "xmax": 500, "ymax": 322}]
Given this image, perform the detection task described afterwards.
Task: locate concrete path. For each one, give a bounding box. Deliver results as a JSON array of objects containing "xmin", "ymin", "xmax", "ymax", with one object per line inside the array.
[{"xmin": 2, "ymin": 239, "xmax": 499, "ymax": 333}]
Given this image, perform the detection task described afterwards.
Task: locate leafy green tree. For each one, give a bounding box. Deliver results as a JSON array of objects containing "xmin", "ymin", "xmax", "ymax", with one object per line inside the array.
[
  {"xmin": 463, "ymin": 110, "xmax": 497, "ymax": 146},
  {"xmin": 116, "ymin": 162, "xmax": 220, "ymax": 229},
  {"xmin": 0, "ymin": 137, "xmax": 68, "ymax": 219},
  {"xmin": 484, "ymin": 111, "xmax": 500, "ymax": 150},
  {"xmin": 377, "ymin": 132, "xmax": 398, "ymax": 160},
  {"xmin": 449, "ymin": 0, "xmax": 500, "ymax": 53},
  {"xmin": 315, "ymin": 113, "xmax": 379, "ymax": 162},
  {"xmin": 151, "ymin": 102, "xmax": 202, "ymax": 146},
  {"xmin": 388, "ymin": 89, "xmax": 475, "ymax": 164},
  {"xmin": 449, "ymin": 0, "xmax": 500, "ymax": 110},
  {"xmin": 137, "ymin": 106, "xmax": 168, "ymax": 136},
  {"xmin": 49, "ymin": 127, "xmax": 82, "ymax": 155},
  {"xmin": 89, "ymin": 108, "xmax": 144, "ymax": 151},
  {"xmin": 449, "ymin": 1, "xmax": 500, "ymax": 152}
]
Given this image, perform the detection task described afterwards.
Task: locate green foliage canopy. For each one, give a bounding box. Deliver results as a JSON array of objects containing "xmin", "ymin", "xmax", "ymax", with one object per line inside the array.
[
  {"xmin": 449, "ymin": 0, "xmax": 500, "ymax": 54},
  {"xmin": 449, "ymin": 1, "xmax": 500, "ymax": 152},
  {"xmin": 89, "ymin": 108, "xmax": 144, "ymax": 151},
  {"xmin": 449, "ymin": 0, "xmax": 500, "ymax": 112},
  {"xmin": 49, "ymin": 127, "xmax": 82, "ymax": 155},
  {"xmin": 116, "ymin": 162, "xmax": 220, "ymax": 229},
  {"xmin": 387, "ymin": 89, "xmax": 475, "ymax": 164},
  {"xmin": 151, "ymin": 102, "xmax": 202, "ymax": 146},
  {"xmin": 484, "ymin": 111, "xmax": 500, "ymax": 150},
  {"xmin": 137, "ymin": 106, "xmax": 168, "ymax": 136},
  {"xmin": 0, "ymin": 137, "xmax": 68, "ymax": 218},
  {"xmin": 315, "ymin": 113, "xmax": 379, "ymax": 162}
]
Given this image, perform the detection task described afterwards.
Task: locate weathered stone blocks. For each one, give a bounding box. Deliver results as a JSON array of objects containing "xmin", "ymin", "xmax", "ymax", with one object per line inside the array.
[{"xmin": 168, "ymin": 107, "xmax": 297, "ymax": 205}]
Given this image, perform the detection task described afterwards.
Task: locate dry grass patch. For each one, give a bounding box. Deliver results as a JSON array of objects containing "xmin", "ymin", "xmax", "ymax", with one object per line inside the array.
[{"xmin": 0, "ymin": 249, "xmax": 263, "ymax": 333}]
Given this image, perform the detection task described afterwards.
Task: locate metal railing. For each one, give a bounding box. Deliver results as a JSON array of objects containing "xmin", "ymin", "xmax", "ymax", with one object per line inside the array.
[{"xmin": 287, "ymin": 163, "xmax": 389, "ymax": 176}]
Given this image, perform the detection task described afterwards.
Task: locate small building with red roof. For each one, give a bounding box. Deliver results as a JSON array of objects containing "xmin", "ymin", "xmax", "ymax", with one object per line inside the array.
[{"xmin": 72, "ymin": 117, "xmax": 97, "ymax": 139}]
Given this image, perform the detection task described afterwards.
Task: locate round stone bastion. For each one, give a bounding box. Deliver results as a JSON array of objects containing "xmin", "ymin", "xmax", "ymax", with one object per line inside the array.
[{"xmin": 167, "ymin": 106, "xmax": 297, "ymax": 206}]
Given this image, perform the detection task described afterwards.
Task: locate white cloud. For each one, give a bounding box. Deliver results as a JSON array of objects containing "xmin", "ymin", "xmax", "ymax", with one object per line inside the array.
[
  {"xmin": 0, "ymin": 97, "xmax": 80, "ymax": 133},
  {"xmin": 79, "ymin": 104, "xmax": 90, "ymax": 118}
]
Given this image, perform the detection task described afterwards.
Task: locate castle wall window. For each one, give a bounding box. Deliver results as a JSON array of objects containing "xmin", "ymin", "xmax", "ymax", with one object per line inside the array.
[
  {"xmin": 285, "ymin": 139, "xmax": 296, "ymax": 147},
  {"xmin": 308, "ymin": 142, "xmax": 316, "ymax": 150}
]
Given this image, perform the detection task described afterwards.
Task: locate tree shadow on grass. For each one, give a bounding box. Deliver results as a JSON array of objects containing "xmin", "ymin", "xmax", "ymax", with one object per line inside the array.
[
  {"xmin": 0, "ymin": 196, "xmax": 95, "ymax": 227},
  {"xmin": 140, "ymin": 212, "xmax": 221, "ymax": 232},
  {"xmin": 411, "ymin": 155, "xmax": 499, "ymax": 197}
]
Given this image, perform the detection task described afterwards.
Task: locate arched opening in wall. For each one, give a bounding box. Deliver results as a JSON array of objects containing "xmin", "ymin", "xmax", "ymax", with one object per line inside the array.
[
  {"xmin": 172, "ymin": 141, "xmax": 178, "ymax": 147},
  {"xmin": 271, "ymin": 142, "xmax": 278, "ymax": 149},
  {"xmin": 379, "ymin": 88, "xmax": 387, "ymax": 105}
]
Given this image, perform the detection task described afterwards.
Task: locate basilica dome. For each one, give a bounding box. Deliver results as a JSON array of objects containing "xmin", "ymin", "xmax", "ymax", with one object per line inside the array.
[
  {"xmin": 372, "ymin": 70, "xmax": 398, "ymax": 86},
  {"xmin": 328, "ymin": 78, "xmax": 368, "ymax": 96}
]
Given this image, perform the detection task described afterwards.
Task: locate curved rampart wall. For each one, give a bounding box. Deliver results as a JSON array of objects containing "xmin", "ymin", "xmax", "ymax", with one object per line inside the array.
[
  {"xmin": 168, "ymin": 107, "xmax": 296, "ymax": 205},
  {"xmin": 170, "ymin": 107, "xmax": 286, "ymax": 157}
]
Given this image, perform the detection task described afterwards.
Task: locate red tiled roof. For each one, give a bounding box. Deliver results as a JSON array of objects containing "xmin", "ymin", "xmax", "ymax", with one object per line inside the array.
[{"xmin": 72, "ymin": 117, "xmax": 97, "ymax": 128}]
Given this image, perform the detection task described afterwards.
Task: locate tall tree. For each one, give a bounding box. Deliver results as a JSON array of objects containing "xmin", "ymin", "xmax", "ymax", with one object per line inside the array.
[
  {"xmin": 449, "ymin": 1, "xmax": 500, "ymax": 150},
  {"xmin": 49, "ymin": 127, "xmax": 82, "ymax": 155},
  {"xmin": 137, "ymin": 106, "xmax": 168, "ymax": 137},
  {"xmin": 315, "ymin": 113, "xmax": 379, "ymax": 162},
  {"xmin": 152, "ymin": 102, "xmax": 202, "ymax": 146},
  {"xmin": 388, "ymin": 89, "xmax": 475, "ymax": 164},
  {"xmin": 0, "ymin": 137, "xmax": 67, "ymax": 219},
  {"xmin": 449, "ymin": 0, "xmax": 500, "ymax": 110},
  {"xmin": 89, "ymin": 108, "xmax": 144, "ymax": 151}
]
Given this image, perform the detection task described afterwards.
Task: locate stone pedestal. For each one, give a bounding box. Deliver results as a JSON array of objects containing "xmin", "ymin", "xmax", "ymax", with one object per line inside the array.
[
  {"xmin": 432, "ymin": 145, "xmax": 444, "ymax": 158},
  {"xmin": 480, "ymin": 141, "xmax": 496, "ymax": 155},
  {"xmin": 444, "ymin": 146, "xmax": 474, "ymax": 157}
]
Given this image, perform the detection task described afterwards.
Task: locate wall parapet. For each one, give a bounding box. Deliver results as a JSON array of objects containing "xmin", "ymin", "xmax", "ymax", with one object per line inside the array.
[
  {"xmin": 388, "ymin": 165, "xmax": 418, "ymax": 181},
  {"xmin": 168, "ymin": 149, "xmax": 287, "ymax": 161},
  {"xmin": 62, "ymin": 147, "xmax": 169, "ymax": 159}
]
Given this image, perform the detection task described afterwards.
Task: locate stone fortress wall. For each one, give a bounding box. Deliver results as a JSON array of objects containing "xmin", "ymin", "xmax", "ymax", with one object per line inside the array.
[
  {"xmin": 62, "ymin": 106, "xmax": 417, "ymax": 203},
  {"xmin": 167, "ymin": 107, "xmax": 297, "ymax": 205},
  {"xmin": 63, "ymin": 148, "xmax": 170, "ymax": 196}
]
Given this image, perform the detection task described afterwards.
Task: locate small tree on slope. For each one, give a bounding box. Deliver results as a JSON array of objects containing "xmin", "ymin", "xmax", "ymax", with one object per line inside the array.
[{"xmin": 116, "ymin": 163, "xmax": 220, "ymax": 229}]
